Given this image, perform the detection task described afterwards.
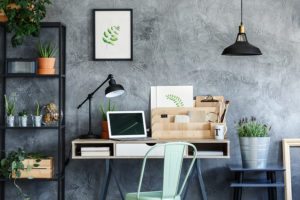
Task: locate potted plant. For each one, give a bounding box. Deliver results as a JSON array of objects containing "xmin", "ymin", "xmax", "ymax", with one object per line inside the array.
[
  {"xmin": 0, "ymin": 148, "xmax": 48, "ymax": 200},
  {"xmin": 4, "ymin": 94, "xmax": 15, "ymax": 127},
  {"xmin": 99, "ymin": 99, "xmax": 116, "ymax": 139},
  {"xmin": 237, "ymin": 117, "xmax": 271, "ymax": 169},
  {"xmin": 0, "ymin": 0, "xmax": 52, "ymax": 47},
  {"xmin": 37, "ymin": 42, "xmax": 57, "ymax": 75},
  {"xmin": 18, "ymin": 110, "xmax": 28, "ymax": 127},
  {"xmin": 33, "ymin": 101, "xmax": 42, "ymax": 127}
]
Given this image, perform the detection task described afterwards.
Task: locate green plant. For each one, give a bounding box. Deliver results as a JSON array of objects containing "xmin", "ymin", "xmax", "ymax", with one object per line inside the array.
[
  {"xmin": 0, "ymin": 148, "xmax": 46, "ymax": 200},
  {"xmin": 99, "ymin": 99, "xmax": 116, "ymax": 121},
  {"xmin": 34, "ymin": 101, "xmax": 41, "ymax": 116},
  {"xmin": 38, "ymin": 42, "xmax": 57, "ymax": 57},
  {"xmin": 18, "ymin": 110, "xmax": 27, "ymax": 117},
  {"xmin": 4, "ymin": 94, "xmax": 16, "ymax": 116},
  {"xmin": 165, "ymin": 94, "xmax": 184, "ymax": 107},
  {"xmin": 0, "ymin": 0, "xmax": 52, "ymax": 47},
  {"xmin": 237, "ymin": 117, "xmax": 271, "ymax": 137},
  {"xmin": 102, "ymin": 26, "xmax": 120, "ymax": 45}
]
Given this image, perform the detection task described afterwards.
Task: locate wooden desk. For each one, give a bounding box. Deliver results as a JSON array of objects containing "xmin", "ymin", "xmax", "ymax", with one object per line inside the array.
[{"xmin": 72, "ymin": 139, "xmax": 230, "ymax": 200}]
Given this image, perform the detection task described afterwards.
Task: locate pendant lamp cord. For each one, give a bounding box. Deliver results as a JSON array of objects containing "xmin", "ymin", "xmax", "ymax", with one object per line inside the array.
[{"xmin": 241, "ymin": 0, "xmax": 243, "ymax": 24}]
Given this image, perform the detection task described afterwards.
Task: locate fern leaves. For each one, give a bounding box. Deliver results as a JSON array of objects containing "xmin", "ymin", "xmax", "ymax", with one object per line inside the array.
[
  {"xmin": 165, "ymin": 94, "xmax": 184, "ymax": 107},
  {"xmin": 102, "ymin": 26, "xmax": 120, "ymax": 45}
]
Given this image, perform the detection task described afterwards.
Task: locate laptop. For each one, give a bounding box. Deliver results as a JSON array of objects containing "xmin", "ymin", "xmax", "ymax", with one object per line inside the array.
[{"xmin": 107, "ymin": 111, "xmax": 153, "ymax": 141}]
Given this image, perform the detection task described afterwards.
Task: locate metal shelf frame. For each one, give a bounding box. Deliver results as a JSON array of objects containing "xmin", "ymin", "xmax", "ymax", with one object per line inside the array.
[{"xmin": 0, "ymin": 22, "xmax": 66, "ymax": 200}]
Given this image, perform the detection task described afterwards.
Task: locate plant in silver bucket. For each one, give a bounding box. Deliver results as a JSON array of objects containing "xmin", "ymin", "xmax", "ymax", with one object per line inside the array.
[
  {"xmin": 18, "ymin": 110, "xmax": 28, "ymax": 127},
  {"xmin": 237, "ymin": 117, "xmax": 271, "ymax": 169},
  {"xmin": 33, "ymin": 101, "xmax": 42, "ymax": 127}
]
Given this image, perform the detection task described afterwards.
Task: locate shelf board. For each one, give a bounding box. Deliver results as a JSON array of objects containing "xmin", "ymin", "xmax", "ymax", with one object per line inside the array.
[
  {"xmin": 230, "ymin": 182, "xmax": 285, "ymax": 188},
  {"xmin": 229, "ymin": 165, "xmax": 285, "ymax": 172},
  {"xmin": 1, "ymin": 74, "xmax": 65, "ymax": 78},
  {"xmin": 0, "ymin": 174, "xmax": 64, "ymax": 182},
  {"xmin": 0, "ymin": 125, "xmax": 65, "ymax": 130}
]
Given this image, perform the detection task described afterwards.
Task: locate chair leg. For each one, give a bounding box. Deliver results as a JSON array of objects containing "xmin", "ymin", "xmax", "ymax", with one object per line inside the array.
[
  {"xmin": 99, "ymin": 159, "xmax": 112, "ymax": 200},
  {"xmin": 196, "ymin": 159, "xmax": 208, "ymax": 200}
]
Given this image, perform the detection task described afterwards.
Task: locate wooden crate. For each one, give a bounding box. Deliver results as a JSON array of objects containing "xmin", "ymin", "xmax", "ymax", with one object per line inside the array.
[
  {"xmin": 12, "ymin": 157, "xmax": 54, "ymax": 179},
  {"xmin": 151, "ymin": 108, "xmax": 227, "ymax": 139}
]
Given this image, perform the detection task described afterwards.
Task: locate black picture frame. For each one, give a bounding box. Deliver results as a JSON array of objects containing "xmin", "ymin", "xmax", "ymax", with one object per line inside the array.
[{"xmin": 93, "ymin": 9, "xmax": 133, "ymax": 61}]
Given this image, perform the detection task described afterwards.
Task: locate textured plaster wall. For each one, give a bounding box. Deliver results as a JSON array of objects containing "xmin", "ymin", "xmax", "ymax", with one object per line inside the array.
[{"xmin": 1, "ymin": 0, "xmax": 300, "ymax": 199}]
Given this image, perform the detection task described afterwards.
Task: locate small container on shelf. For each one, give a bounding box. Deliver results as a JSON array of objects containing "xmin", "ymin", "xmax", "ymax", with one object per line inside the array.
[{"xmin": 6, "ymin": 58, "xmax": 37, "ymax": 75}]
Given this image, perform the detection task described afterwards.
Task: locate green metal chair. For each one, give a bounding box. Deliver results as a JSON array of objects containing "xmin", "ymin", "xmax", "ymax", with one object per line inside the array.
[{"xmin": 125, "ymin": 142, "xmax": 198, "ymax": 200}]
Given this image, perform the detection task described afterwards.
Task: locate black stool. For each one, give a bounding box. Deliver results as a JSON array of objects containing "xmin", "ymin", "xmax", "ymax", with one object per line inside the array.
[{"xmin": 229, "ymin": 166, "xmax": 285, "ymax": 200}]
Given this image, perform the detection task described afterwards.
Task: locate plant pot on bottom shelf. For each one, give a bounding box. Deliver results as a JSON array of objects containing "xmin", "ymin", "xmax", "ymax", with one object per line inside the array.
[
  {"xmin": 101, "ymin": 121, "xmax": 109, "ymax": 139},
  {"xmin": 239, "ymin": 137, "xmax": 270, "ymax": 169},
  {"xmin": 12, "ymin": 157, "xmax": 54, "ymax": 179}
]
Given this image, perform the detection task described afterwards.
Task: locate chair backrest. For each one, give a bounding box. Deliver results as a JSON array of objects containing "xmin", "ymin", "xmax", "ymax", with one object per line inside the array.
[{"xmin": 137, "ymin": 142, "xmax": 198, "ymax": 199}]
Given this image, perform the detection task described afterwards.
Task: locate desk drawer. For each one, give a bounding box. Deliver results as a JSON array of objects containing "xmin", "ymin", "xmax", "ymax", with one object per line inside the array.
[{"xmin": 116, "ymin": 143, "xmax": 164, "ymax": 157}]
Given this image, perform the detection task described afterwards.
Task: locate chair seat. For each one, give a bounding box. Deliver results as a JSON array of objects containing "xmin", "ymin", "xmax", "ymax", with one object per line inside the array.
[{"xmin": 126, "ymin": 191, "xmax": 181, "ymax": 200}]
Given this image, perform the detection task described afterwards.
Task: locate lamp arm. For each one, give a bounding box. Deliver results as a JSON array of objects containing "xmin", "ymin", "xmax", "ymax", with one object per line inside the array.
[{"xmin": 77, "ymin": 74, "xmax": 113, "ymax": 109}]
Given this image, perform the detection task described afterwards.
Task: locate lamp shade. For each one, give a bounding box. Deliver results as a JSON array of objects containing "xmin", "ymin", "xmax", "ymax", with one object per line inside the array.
[
  {"xmin": 222, "ymin": 32, "xmax": 262, "ymax": 56},
  {"xmin": 105, "ymin": 79, "xmax": 125, "ymax": 98}
]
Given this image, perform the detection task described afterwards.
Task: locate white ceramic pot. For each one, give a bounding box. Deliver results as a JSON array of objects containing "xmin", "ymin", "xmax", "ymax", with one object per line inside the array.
[
  {"xmin": 7, "ymin": 115, "xmax": 14, "ymax": 127},
  {"xmin": 34, "ymin": 115, "xmax": 42, "ymax": 127},
  {"xmin": 21, "ymin": 116, "xmax": 28, "ymax": 127}
]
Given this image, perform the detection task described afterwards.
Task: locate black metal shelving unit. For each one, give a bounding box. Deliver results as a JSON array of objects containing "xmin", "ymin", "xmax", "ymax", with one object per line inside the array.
[{"xmin": 0, "ymin": 22, "xmax": 66, "ymax": 200}]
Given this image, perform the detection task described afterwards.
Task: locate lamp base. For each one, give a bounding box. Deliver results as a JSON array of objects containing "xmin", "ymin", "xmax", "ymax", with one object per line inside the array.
[{"xmin": 78, "ymin": 133, "xmax": 99, "ymax": 139}]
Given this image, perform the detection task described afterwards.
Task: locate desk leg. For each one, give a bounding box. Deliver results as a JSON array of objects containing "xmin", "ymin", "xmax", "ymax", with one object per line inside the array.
[
  {"xmin": 182, "ymin": 162, "xmax": 196, "ymax": 200},
  {"xmin": 99, "ymin": 159, "xmax": 112, "ymax": 200},
  {"xmin": 110, "ymin": 160, "xmax": 125, "ymax": 200},
  {"xmin": 196, "ymin": 159, "xmax": 208, "ymax": 200}
]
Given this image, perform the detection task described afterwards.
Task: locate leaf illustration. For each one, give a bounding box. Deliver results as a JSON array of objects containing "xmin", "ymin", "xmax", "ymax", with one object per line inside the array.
[
  {"xmin": 165, "ymin": 94, "xmax": 184, "ymax": 107},
  {"xmin": 102, "ymin": 26, "xmax": 120, "ymax": 46}
]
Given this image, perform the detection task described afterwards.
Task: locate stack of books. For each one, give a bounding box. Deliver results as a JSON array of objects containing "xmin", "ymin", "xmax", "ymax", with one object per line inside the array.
[
  {"xmin": 197, "ymin": 151, "xmax": 224, "ymax": 156},
  {"xmin": 81, "ymin": 147, "xmax": 110, "ymax": 157}
]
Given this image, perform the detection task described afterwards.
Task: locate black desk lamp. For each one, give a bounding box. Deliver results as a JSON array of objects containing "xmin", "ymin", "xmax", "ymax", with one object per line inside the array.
[{"xmin": 77, "ymin": 74, "xmax": 125, "ymax": 139}]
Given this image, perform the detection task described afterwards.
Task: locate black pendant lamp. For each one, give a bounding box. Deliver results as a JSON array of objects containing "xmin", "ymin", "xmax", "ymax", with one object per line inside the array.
[{"xmin": 222, "ymin": 0, "xmax": 262, "ymax": 56}]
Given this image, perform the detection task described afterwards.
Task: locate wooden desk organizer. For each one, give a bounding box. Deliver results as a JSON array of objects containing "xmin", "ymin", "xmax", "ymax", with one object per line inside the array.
[{"xmin": 151, "ymin": 96, "xmax": 228, "ymax": 139}]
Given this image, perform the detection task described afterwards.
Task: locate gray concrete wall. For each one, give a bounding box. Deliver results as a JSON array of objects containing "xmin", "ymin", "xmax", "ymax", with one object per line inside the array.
[{"xmin": 1, "ymin": 0, "xmax": 300, "ymax": 199}]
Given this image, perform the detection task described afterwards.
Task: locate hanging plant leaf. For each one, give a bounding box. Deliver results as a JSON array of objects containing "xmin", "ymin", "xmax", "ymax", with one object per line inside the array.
[{"xmin": 0, "ymin": 0, "xmax": 52, "ymax": 47}]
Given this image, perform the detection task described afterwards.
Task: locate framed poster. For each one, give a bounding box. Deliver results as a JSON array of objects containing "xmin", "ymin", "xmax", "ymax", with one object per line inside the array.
[{"xmin": 93, "ymin": 9, "xmax": 133, "ymax": 61}]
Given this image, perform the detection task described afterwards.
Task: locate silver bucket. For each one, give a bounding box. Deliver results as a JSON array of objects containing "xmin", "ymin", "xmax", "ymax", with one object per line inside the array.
[{"xmin": 239, "ymin": 137, "xmax": 270, "ymax": 169}]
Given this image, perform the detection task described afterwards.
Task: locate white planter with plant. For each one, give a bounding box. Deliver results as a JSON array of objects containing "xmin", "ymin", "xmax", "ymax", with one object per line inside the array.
[
  {"xmin": 33, "ymin": 101, "xmax": 42, "ymax": 127},
  {"xmin": 4, "ymin": 95, "xmax": 15, "ymax": 127},
  {"xmin": 18, "ymin": 110, "xmax": 28, "ymax": 127},
  {"xmin": 237, "ymin": 117, "xmax": 271, "ymax": 169}
]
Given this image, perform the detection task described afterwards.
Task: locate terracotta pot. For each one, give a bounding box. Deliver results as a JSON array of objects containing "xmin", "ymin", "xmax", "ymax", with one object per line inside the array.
[
  {"xmin": 38, "ymin": 68, "xmax": 55, "ymax": 75},
  {"xmin": 101, "ymin": 121, "xmax": 109, "ymax": 139},
  {"xmin": 38, "ymin": 58, "xmax": 56, "ymax": 69}
]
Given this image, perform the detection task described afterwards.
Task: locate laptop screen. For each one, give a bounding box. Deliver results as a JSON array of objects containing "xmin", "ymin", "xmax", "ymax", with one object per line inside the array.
[{"xmin": 107, "ymin": 111, "xmax": 147, "ymax": 138}]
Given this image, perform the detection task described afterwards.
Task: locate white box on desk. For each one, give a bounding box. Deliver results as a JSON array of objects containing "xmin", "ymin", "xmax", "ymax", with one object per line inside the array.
[
  {"xmin": 116, "ymin": 143, "xmax": 188, "ymax": 157},
  {"xmin": 116, "ymin": 143, "xmax": 165, "ymax": 157}
]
